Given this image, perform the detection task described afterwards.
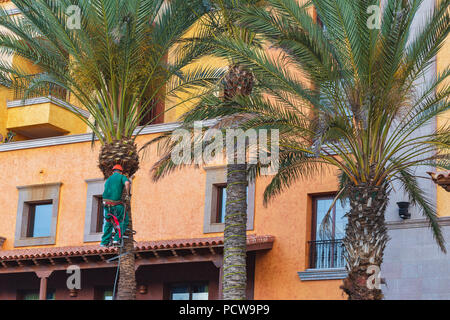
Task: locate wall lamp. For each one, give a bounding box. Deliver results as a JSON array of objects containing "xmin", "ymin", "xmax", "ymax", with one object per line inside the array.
[{"xmin": 397, "ymin": 202, "xmax": 410, "ymax": 220}]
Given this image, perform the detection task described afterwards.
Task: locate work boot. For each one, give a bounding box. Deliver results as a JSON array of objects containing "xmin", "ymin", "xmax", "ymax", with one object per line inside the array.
[
  {"xmin": 126, "ymin": 228, "xmax": 137, "ymax": 235},
  {"xmin": 102, "ymin": 238, "xmax": 113, "ymax": 248}
]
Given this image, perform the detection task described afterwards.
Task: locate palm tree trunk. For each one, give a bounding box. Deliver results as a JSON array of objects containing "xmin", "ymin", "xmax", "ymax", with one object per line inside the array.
[
  {"xmin": 99, "ymin": 138, "xmax": 139, "ymax": 300},
  {"xmin": 221, "ymin": 64, "xmax": 254, "ymax": 300},
  {"xmin": 223, "ymin": 163, "xmax": 248, "ymax": 300},
  {"xmin": 116, "ymin": 200, "xmax": 136, "ymax": 300},
  {"xmin": 341, "ymin": 183, "xmax": 390, "ymax": 300}
]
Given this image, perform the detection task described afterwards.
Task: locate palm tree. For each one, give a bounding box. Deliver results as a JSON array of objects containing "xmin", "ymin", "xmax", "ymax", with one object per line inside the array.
[
  {"xmin": 209, "ymin": 2, "xmax": 255, "ymax": 300},
  {"xmin": 0, "ymin": 0, "xmax": 220, "ymax": 299},
  {"xmin": 149, "ymin": 0, "xmax": 266, "ymax": 300},
  {"xmin": 182, "ymin": 0, "xmax": 449, "ymax": 299}
]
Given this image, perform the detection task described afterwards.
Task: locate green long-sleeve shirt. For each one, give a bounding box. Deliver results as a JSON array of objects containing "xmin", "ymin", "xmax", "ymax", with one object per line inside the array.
[{"xmin": 103, "ymin": 172, "xmax": 129, "ymax": 201}]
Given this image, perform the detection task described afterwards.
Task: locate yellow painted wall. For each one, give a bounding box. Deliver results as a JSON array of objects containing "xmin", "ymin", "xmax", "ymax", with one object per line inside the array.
[
  {"xmin": 0, "ymin": 1, "xmax": 13, "ymax": 141},
  {"xmin": 6, "ymin": 102, "xmax": 87, "ymax": 136},
  {"xmin": 165, "ymin": 13, "xmax": 227, "ymax": 123},
  {"xmin": 0, "ymin": 51, "xmax": 88, "ymax": 137},
  {"xmin": 1, "ymin": 1, "xmax": 15, "ymax": 11},
  {"xmin": 12, "ymin": 55, "xmax": 41, "ymax": 76},
  {"xmin": 436, "ymin": 0, "xmax": 450, "ymax": 217},
  {"xmin": 165, "ymin": 55, "xmax": 226, "ymax": 123},
  {"xmin": 47, "ymin": 104, "xmax": 87, "ymax": 135},
  {"xmin": 0, "ymin": 2, "xmax": 88, "ymax": 138},
  {"xmin": 0, "ymin": 37, "xmax": 88, "ymax": 138},
  {"xmin": 0, "ymin": 85, "xmax": 12, "ymax": 141},
  {"xmin": 7, "ymin": 103, "xmax": 50, "ymax": 129}
]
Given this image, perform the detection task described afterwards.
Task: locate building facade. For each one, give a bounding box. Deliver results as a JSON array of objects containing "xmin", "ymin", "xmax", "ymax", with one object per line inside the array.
[{"xmin": 0, "ymin": 0, "xmax": 448, "ymax": 300}]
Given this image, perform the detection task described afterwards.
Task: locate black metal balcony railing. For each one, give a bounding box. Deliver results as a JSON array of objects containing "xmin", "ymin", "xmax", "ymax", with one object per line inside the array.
[
  {"xmin": 308, "ymin": 239, "xmax": 346, "ymax": 269},
  {"xmin": 13, "ymin": 75, "xmax": 69, "ymax": 102}
]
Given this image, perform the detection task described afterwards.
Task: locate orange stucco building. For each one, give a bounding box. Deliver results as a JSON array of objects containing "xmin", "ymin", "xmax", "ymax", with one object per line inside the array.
[
  {"xmin": 0, "ymin": 0, "xmax": 448, "ymax": 301},
  {"xmin": 0, "ymin": 121, "xmax": 347, "ymax": 299}
]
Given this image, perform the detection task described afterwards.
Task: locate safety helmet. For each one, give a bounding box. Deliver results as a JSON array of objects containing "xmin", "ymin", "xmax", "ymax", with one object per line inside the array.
[{"xmin": 112, "ymin": 164, "xmax": 124, "ymax": 172}]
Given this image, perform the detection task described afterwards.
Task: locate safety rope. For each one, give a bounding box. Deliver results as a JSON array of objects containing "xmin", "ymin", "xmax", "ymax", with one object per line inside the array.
[
  {"xmin": 111, "ymin": 201, "xmax": 128, "ymax": 300},
  {"xmin": 112, "ymin": 238, "xmax": 124, "ymax": 300}
]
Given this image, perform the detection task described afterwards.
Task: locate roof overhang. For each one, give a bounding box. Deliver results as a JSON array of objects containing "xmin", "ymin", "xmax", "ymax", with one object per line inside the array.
[
  {"xmin": 428, "ymin": 171, "xmax": 450, "ymax": 192},
  {"xmin": 0, "ymin": 235, "xmax": 274, "ymax": 274}
]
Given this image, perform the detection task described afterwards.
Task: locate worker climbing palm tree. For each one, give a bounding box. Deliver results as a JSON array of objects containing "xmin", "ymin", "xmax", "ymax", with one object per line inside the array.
[{"xmin": 101, "ymin": 165, "xmax": 131, "ymax": 247}]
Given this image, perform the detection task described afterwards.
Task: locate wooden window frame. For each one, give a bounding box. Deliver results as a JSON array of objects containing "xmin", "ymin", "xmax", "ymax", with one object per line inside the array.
[
  {"xmin": 17, "ymin": 289, "xmax": 55, "ymax": 300},
  {"xmin": 214, "ymin": 184, "xmax": 227, "ymax": 224},
  {"xmin": 94, "ymin": 195, "xmax": 104, "ymax": 233},
  {"xmin": 167, "ymin": 282, "xmax": 209, "ymax": 300},
  {"xmin": 94, "ymin": 286, "xmax": 113, "ymax": 300},
  {"xmin": 84, "ymin": 179, "xmax": 105, "ymax": 242},
  {"xmin": 311, "ymin": 195, "xmax": 339, "ymax": 241},
  {"xmin": 309, "ymin": 194, "xmax": 347, "ymax": 269}
]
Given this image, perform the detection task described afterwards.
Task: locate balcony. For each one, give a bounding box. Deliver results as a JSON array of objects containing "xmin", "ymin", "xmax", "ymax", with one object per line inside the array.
[
  {"xmin": 308, "ymin": 239, "xmax": 346, "ymax": 269},
  {"xmin": 6, "ymin": 76, "xmax": 88, "ymax": 139},
  {"xmin": 13, "ymin": 79, "xmax": 70, "ymax": 102},
  {"xmin": 298, "ymin": 239, "xmax": 347, "ymax": 281}
]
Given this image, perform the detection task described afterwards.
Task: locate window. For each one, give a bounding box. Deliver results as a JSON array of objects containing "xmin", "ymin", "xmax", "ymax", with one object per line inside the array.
[
  {"xmin": 203, "ymin": 166, "xmax": 255, "ymax": 233},
  {"xmin": 84, "ymin": 179, "xmax": 105, "ymax": 242},
  {"xmin": 313, "ymin": 197, "xmax": 348, "ymax": 241},
  {"xmin": 103, "ymin": 290, "xmax": 113, "ymax": 300},
  {"xmin": 139, "ymin": 98, "xmax": 165, "ymax": 126},
  {"xmin": 94, "ymin": 287, "xmax": 113, "ymax": 300},
  {"xmin": 214, "ymin": 184, "xmax": 249, "ymax": 224},
  {"xmin": 309, "ymin": 195, "xmax": 349, "ymax": 269},
  {"xmin": 18, "ymin": 290, "xmax": 55, "ymax": 300},
  {"xmin": 26, "ymin": 201, "xmax": 53, "ymax": 238},
  {"xmin": 94, "ymin": 196, "xmax": 104, "ymax": 233},
  {"xmin": 169, "ymin": 283, "xmax": 209, "ymax": 300},
  {"xmin": 215, "ymin": 184, "xmax": 227, "ymax": 224},
  {"xmin": 14, "ymin": 183, "xmax": 61, "ymax": 247}
]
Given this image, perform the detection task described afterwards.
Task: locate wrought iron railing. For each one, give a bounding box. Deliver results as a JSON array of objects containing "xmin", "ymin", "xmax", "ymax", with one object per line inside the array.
[
  {"xmin": 13, "ymin": 74, "xmax": 69, "ymax": 102},
  {"xmin": 308, "ymin": 239, "xmax": 346, "ymax": 269}
]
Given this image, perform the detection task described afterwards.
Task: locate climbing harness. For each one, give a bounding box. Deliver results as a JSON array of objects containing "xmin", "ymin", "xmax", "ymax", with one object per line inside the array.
[
  {"xmin": 103, "ymin": 200, "xmax": 136, "ymax": 300},
  {"xmin": 104, "ymin": 200, "xmax": 124, "ymax": 242}
]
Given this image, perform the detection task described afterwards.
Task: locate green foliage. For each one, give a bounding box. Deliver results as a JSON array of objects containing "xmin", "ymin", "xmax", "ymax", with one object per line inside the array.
[
  {"xmin": 0, "ymin": 0, "xmax": 223, "ymax": 144},
  {"xmin": 252, "ymin": 0, "xmax": 449, "ymax": 251},
  {"xmin": 157, "ymin": 0, "xmax": 449, "ymax": 250}
]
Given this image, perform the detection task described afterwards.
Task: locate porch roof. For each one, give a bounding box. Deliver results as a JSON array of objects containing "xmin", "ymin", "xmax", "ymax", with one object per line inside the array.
[{"xmin": 0, "ymin": 235, "xmax": 274, "ymax": 274}]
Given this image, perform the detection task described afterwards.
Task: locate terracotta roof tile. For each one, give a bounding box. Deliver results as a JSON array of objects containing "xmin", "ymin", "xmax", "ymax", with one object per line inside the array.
[{"xmin": 0, "ymin": 235, "xmax": 274, "ymax": 261}]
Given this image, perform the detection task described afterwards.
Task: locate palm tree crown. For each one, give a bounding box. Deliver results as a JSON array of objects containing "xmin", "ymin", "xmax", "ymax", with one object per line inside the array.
[
  {"xmin": 193, "ymin": 0, "xmax": 450, "ymax": 247},
  {"xmin": 163, "ymin": 0, "xmax": 449, "ymax": 299},
  {"xmin": 0, "ymin": 0, "xmax": 223, "ymax": 299},
  {"xmin": 0, "ymin": 0, "xmax": 222, "ymax": 174}
]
